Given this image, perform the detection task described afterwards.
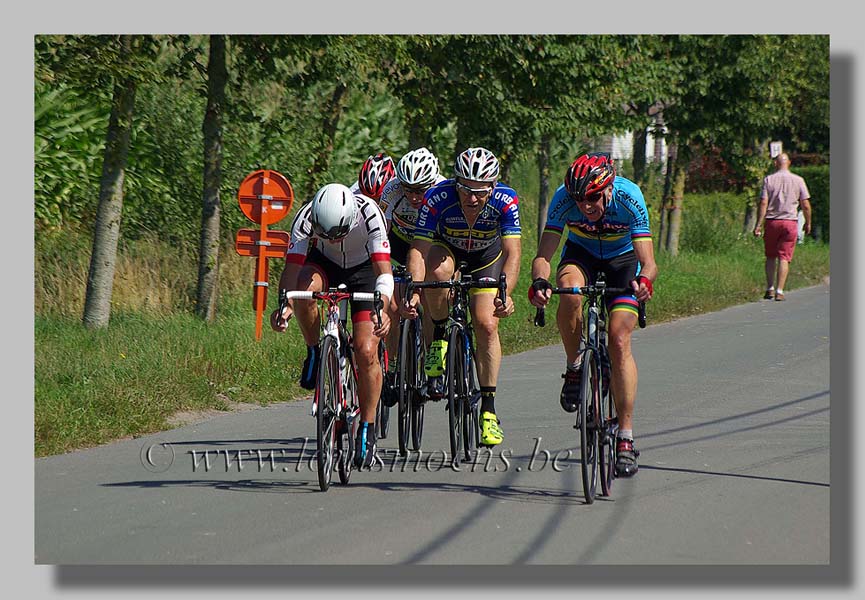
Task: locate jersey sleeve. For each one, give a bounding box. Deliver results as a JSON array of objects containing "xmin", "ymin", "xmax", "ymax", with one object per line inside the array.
[
  {"xmin": 619, "ymin": 183, "xmax": 652, "ymax": 242},
  {"xmin": 379, "ymin": 178, "xmax": 400, "ymax": 222},
  {"xmin": 285, "ymin": 203, "xmax": 313, "ymax": 265},
  {"xmin": 543, "ymin": 186, "xmax": 569, "ymax": 236},
  {"xmin": 358, "ymin": 196, "xmax": 391, "ymax": 263},
  {"xmin": 412, "ymin": 187, "xmax": 443, "ymax": 241},
  {"xmin": 498, "ymin": 188, "xmax": 521, "ymax": 239}
]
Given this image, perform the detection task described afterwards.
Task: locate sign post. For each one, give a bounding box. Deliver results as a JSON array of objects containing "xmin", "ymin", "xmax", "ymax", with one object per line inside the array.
[{"xmin": 235, "ymin": 170, "xmax": 294, "ymax": 340}]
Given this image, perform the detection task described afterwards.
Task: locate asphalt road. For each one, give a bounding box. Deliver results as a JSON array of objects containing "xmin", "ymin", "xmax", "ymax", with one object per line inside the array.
[{"xmin": 35, "ymin": 284, "xmax": 830, "ymax": 566}]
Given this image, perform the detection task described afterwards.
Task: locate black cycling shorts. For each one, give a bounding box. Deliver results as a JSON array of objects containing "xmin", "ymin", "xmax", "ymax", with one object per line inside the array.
[
  {"xmin": 304, "ymin": 247, "xmax": 377, "ymax": 320},
  {"xmin": 557, "ymin": 241, "xmax": 641, "ymax": 315},
  {"xmin": 433, "ymin": 242, "xmax": 504, "ymax": 295},
  {"xmin": 388, "ymin": 230, "xmax": 411, "ymax": 266}
]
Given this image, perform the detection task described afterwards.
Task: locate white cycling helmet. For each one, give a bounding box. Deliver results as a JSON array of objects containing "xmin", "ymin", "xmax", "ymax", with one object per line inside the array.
[
  {"xmin": 454, "ymin": 147, "xmax": 500, "ymax": 182},
  {"xmin": 396, "ymin": 147, "xmax": 440, "ymax": 188},
  {"xmin": 310, "ymin": 183, "xmax": 357, "ymax": 240}
]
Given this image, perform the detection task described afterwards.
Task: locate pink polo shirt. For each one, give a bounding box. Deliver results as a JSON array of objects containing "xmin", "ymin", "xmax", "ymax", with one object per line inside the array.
[{"xmin": 760, "ymin": 170, "xmax": 810, "ymax": 220}]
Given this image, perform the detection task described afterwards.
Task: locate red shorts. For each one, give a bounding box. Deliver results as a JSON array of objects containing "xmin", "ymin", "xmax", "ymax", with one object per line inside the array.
[{"xmin": 764, "ymin": 219, "xmax": 798, "ymax": 261}]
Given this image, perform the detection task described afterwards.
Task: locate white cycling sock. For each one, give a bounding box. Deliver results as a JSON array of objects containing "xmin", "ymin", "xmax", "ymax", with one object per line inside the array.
[{"xmin": 618, "ymin": 429, "xmax": 633, "ymax": 441}]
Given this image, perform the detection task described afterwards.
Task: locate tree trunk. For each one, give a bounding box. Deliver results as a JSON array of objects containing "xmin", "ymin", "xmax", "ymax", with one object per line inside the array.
[
  {"xmin": 407, "ymin": 114, "xmax": 428, "ymax": 150},
  {"xmin": 306, "ymin": 81, "xmax": 348, "ymax": 198},
  {"xmin": 195, "ymin": 34, "xmax": 227, "ymax": 322},
  {"xmin": 657, "ymin": 142, "xmax": 676, "ymax": 252},
  {"xmin": 742, "ymin": 201, "xmax": 758, "ymax": 234},
  {"xmin": 499, "ymin": 150, "xmax": 512, "ymax": 184},
  {"xmin": 537, "ymin": 134, "xmax": 551, "ymax": 244},
  {"xmin": 82, "ymin": 36, "xmax": 136, "ymax": 329},
  {"xmin": 665, "ymin": 150, "xmax": 687, "ymax": 256},
  {"xmin": 631, "ymin": 125, "xmax": 648, "ymax": 185}
]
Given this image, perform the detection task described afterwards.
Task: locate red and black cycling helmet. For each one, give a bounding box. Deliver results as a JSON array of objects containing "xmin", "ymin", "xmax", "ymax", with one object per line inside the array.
[
  {"xmin": 358, "ymin": 152, "xmax": 396, "ymax": 201},
  {"xmin": 564, "ymin": 152, "xmax": 616, "ymax": 202}
]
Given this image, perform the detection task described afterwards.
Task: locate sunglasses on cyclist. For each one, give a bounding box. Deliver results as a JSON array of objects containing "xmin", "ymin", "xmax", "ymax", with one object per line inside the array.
[
  {"xmin": 571, "ymin": 190, "xmax": 606, "ymax": 204},
  {"xmin": 403, "ymin": 184, "xmax": 429, "ymax": 195},
  {"xmin": 455, "ymin": 181, "xmax": 493, "ymax": 198}
]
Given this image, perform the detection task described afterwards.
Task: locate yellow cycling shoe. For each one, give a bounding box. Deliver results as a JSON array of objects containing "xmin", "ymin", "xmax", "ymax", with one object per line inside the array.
[
  {"xmin": 480, "ymin": 411, "xmax": 504, "ymax": 446},
  {"xmin": 424, "ymin": 339, "xmax": 448, "ymax": 377}
]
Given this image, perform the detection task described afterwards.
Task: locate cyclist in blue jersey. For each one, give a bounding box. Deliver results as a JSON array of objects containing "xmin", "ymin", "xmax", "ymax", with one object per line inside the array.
[
  {"xmin": 529, "ymin": 153, "xmax": 657, "ymax": 477},
  {"xmin": 402, "ymin": 147, "xmax": 521, "ymax": 447}
]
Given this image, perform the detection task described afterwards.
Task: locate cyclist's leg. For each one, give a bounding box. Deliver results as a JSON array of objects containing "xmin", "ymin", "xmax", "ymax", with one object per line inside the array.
[
  {"xmin": 424, "ymin": 243, "xmax": 455, "ymax": 319},
  {"xmin": 294, "ymin": 257, "xmax": 328, "ymax": 389},
  {"xmin": 294, "ymin": 258, "xmax": 327, "ymax": 346},
  {"xmin": 603, "ymin": 250, "xmax": 641, "ymax": 435},
  {"xmin": 555, "ymin": 243, "xmax": 592, "ymax": 365},
  {"xmin": 555, "ymin": 244, "xmax": 592, "ymax": 412},
  {"xmin": 421, "ymin": 243, "xmax": 455, "ymax": 389},
  {"xmin": 351, "ymin": 319, "xmax": 382, "ymax": 425},
  {"xmin": 604, "ymin": 253, "xmax": 641, "ymax": 477},
  {"xmin": 468, "ymin": 253, "xmax": 505, "ymax": 446}
]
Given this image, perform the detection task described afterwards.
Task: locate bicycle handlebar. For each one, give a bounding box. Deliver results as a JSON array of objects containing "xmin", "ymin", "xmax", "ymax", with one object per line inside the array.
[
  {"xmin": 278, "ymin": 289, "xmax": 383, "ymax": 327},
  {"xmin": 533, "ymin": 285, "xmax": 647, "ymax": 329},
  {"xmin": 406, "ymin": 275, "xmax": 507, "ymax": 307}
]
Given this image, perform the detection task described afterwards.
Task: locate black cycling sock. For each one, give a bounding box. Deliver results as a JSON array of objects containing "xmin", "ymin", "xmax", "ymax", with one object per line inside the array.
[
  {"xmin": 480, "ymin": 386, "xmax": 496, "ymax": 414},
  {"xmin": 432, "ymin": 317, "xmax": 448, "ymax": 341}
]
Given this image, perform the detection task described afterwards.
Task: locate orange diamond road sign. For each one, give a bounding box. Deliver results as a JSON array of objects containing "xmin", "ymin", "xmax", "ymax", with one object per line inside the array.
[
  {"xmin": 235, "ymin": 169, "xmax": 294, "ymax": 340},
  {"xmin": 237, "ymin": 169, "xmax": 294, "ymax": 225}
]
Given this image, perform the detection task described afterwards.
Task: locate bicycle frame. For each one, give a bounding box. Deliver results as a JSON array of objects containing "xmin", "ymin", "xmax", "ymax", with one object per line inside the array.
[
  {"xmin": 278, "ymin": 285, "xmax": 381, "ymax": 490},
  {"xmin": 406, "ymin": 262, "xmax": 506, "ymax": 462},
  {"xmin": 532, "ymin": 274, "xmax": 646, "ymax": 501}
]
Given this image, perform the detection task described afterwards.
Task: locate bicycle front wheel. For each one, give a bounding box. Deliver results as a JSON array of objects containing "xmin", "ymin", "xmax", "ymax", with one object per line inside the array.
[
  {"xmin": 396, "ymin": 319, "xmax": 414, "ymax": 456},
  {"xmin": 579, "ymin": 349, "xmax": 600, "ymax": 504},
  {"xmin": 446, "ymin": 327, "xmax": 465, "ymax": 466},
  {"xmin": 316, "ymin": 336, "xmax": 340, "ymax": 492},
  {"xmin": 411, "ymin": 323, "xmax": 426, "ymax": 451},
  {"xmin": 376, "ymin": 342, "xmax": 390, "ymax": 440},
  {"xmin": 462, "ymin": 343, "xmax": 479, "ymax": 461}
]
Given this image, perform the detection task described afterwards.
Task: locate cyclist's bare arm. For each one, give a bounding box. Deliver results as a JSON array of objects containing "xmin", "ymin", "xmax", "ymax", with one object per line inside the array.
[
  {"xmin": 371, "ymin": 259, "xmax": 393, "ymax": 337},
  {"xmin": 494, "ymin": 236, "xmax": 522, "ymax": 317},
  {"xmin": 403, "ymin": 238, "xmax": 432, "ymax": 318},
  {"xmin": 529, "ymin": 231, "xmax": 562, "ymax": 307},
  {"xmin": 631, "ymin": 240, "xmax": 658, "ymax": 302},
  {"xmin": 270, "ymin": 262, "xmax": 304, "ymax": 332}
]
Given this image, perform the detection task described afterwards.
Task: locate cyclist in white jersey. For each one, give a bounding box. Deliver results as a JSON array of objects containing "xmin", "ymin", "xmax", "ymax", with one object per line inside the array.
[
  {"xmin": 270, "ymin": 183, "xmax": 393, "ymax": 469},
  {"xmin": 377, "ymin": 148, "xmax": 445, "ymax": 406}
]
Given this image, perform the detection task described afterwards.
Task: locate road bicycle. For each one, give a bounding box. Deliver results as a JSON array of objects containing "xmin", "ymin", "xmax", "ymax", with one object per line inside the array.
[
  {"xmin": 392, "ymin": 265, "xmax": 427, "ymax": 457},
  {"xmin": 278, "ymin": 285, "xmax": 383, "ymax": 492},
  {"xmin": 408, "ymin": 263, "xmax": 506, "ymax": 466},
  {"xmin": 534, "ymin": 274, "xmax": 645, "ymax": 504}
]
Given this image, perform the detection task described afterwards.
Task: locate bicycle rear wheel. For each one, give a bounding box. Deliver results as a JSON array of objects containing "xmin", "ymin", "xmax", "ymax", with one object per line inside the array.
[
  {"xmin": 316, "ymin": 337, "xmax": 340, "ymax": 491},
  {"xmin": 599, "ymin": 348, "xmax": 618, "ymax": 497},
  {"xmin": 446, "ymin": 327, "xmax": 465, "ymax": 466},
  {"xmin": 579, "ymin": 349, "xmax": 600, "ymax": 504}
]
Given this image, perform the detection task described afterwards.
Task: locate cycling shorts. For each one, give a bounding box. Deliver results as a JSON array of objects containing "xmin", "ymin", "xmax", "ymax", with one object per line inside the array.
[
  {"xmin": 557, "ymin": 241, "xmax": 641, "ymax": 316},
  {"xmin": 304, "ymin": 247, "xmax": 377, "ymax": 321}
]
